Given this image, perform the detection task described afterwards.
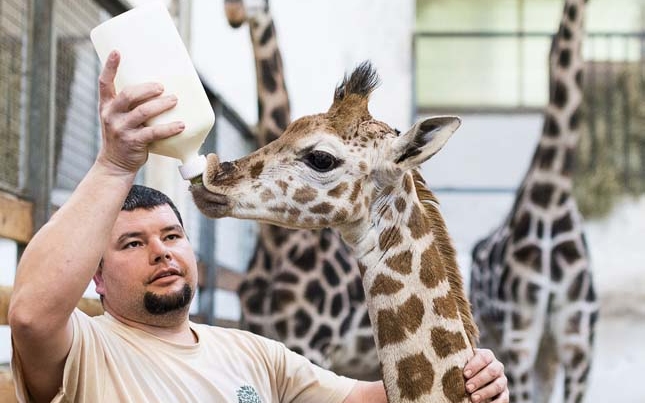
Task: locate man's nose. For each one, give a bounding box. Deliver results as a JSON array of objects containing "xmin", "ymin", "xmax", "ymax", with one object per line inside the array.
[{"xmin": 149, "ymin": 239, "xmax": 171, "ymax": 264}]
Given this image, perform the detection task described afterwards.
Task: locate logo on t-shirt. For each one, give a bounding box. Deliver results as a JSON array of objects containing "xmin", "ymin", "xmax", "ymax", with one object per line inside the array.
[{"xmin": 236, "ymin": 385, "xmax": 262, "ymax": 403}]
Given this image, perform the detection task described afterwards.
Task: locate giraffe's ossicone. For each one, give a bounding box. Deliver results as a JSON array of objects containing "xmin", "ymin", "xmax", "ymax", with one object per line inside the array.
[{"xmin": 191, "ymin": 62, "xmax": 478, "ymax": 403}]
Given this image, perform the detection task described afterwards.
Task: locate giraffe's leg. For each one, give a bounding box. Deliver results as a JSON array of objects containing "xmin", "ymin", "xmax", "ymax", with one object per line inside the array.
[
  {"xmin": 496, "ymin": 303, "xmax": 548, "ymax": 403},
  {"xmin": 551, "ymin": 301, "xmax": 598, "ymax": 403}
]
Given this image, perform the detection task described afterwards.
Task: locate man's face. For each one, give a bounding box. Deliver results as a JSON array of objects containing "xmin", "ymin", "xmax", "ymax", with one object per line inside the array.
[{"xmin": 94, "ymin": 205, "xmax": 198, "ymax": 323}]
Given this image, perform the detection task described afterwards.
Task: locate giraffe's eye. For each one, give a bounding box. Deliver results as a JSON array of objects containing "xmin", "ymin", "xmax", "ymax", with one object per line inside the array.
[{"xmin": 304, "ymin": 150, "xmax": 339, "ymax": 172}]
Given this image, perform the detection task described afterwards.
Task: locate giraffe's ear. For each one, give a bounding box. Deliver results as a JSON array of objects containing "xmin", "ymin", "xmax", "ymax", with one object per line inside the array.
[{"xmin": 391, "ymin": 116, "xmax": 461, "ymax": 170}]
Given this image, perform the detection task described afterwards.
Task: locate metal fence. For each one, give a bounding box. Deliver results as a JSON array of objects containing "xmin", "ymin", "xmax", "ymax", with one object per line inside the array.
[
  {"xmin": 0, "ymin": 0, "xmax": 255, "ymax": 325},
  {"xmin": 414, "ymin": 30, "xmax": 645, "ymax": 212}
]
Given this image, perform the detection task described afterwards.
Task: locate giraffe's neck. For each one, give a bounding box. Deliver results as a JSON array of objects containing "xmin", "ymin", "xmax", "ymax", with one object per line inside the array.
[
  {"xmin": 249, "ymin": 11, "xmax": 291, "ymax": 147},
  {"xmin": 345, "ymin": 174, "xmax": 474, "ymax": 403},
  {"xmin": 516, "ymin": 0, "xmax": 586, "ymax": 213}
]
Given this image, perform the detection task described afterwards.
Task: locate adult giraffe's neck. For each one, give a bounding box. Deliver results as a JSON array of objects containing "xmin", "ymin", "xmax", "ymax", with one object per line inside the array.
[
  {"xmin": 517, "ymin": 0, "xmax": 586, "ymax": 209},
  {"xmin": 249, "ymin": 11, "xmax": 291, "ymax": 147},
  {"xmin": 347, "ymin": 173, "xmax": 475, "ymax": 402}
]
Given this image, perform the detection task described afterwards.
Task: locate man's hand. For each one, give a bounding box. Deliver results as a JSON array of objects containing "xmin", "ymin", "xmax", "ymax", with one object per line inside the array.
[
  {"xmin": 96, "ymin": 50, "xmax": 184, "ymax": 174},
  {"xmin": 464, "ymin": 348, "xmax": 509, "ymax": 403}
]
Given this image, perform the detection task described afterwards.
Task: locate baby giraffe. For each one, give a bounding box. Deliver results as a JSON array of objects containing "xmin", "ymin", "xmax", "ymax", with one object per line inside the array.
[{"xmin": 191, "ymin": 62, "xmax": 478, "ymax": 403}]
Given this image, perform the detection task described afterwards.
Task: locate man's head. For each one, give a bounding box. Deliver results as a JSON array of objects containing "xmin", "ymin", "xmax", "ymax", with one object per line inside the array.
[{"xmin": 94, "ymin": 185, "xmax": 198, "ymax": 326}]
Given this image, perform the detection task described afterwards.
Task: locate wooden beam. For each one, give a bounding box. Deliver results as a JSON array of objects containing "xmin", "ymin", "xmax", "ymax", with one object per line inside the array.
[
  {"xmin": 0, "ymin": 285, "xmax": 103, "ymax": 325},
  {"xmin": 0, "ymin": 191, "xmax": 33, "ymax": 243}
]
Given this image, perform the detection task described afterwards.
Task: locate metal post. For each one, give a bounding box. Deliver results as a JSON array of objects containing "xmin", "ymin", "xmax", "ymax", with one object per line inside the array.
[{"xmin": 26, "ymin": 0, "xmax": 55, "ymax": 231}]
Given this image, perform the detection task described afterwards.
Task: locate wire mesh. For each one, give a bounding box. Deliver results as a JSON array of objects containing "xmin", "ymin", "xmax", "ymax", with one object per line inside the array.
[
  {"xmin": 0, "ymin": 0, "xmax": 29, "ymax": 194},
  {"xmin": 52, "ymin": 0, "xmax": 105, "ymax": 194}
]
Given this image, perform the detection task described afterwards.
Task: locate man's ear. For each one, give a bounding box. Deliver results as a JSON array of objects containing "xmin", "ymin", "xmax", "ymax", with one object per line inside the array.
[
  {"xmin": 93, "ymin": 262, "xmax": 105, "ymax": 297},
  {"xmin": 390, "ymin": 116, "xmax": 461, "ymax": 171}
]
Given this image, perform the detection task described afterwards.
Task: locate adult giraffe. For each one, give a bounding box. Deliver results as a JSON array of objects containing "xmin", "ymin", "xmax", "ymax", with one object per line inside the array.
[
  {"xmin": 224, "ymin": 0, "xmax": 378, "ymax": 379},
  {"xmin": 191, "ymin": 61, "xmax": 479, "ymax": 403},
  {"xmin": 469, "ymin": 1, "xmax": 598, "ymax": 402}
]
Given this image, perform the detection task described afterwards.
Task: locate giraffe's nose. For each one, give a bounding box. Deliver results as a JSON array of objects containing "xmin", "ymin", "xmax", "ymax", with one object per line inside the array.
[{"xmin": 215, "ymin": 161, "xmax": 238, "ymax": 180}]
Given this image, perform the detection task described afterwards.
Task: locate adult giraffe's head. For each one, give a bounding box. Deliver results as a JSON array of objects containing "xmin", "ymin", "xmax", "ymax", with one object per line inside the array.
[{"xmin": 191, "ymin": 62, "xmax": 461, "ymax": 241}]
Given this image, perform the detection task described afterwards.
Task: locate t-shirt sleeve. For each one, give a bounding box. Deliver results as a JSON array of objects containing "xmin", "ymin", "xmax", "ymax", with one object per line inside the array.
[
  {"xmin": 11, "ymin": 309, "xmax": 104, "ymax": 403},
  {"xmin": 263, "ymin": 337, "xmax": 357, "ymax": 403}
]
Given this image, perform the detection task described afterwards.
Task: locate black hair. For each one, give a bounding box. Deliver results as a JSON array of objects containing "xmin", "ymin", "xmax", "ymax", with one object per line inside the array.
[{"xmin": 122, "ymin": 184, "xmax": 184, "ymax": 227}]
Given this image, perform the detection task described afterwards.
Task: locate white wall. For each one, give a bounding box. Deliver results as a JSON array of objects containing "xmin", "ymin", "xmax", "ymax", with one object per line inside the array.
[{"xmin": 191, "ymin": 0, "xmax": 415, "ymax": 132}]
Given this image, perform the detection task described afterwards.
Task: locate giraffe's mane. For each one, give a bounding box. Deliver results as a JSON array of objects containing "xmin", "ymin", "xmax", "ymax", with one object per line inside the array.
[
  {"xmin": 334, "ymin": 61, "xmax": 380, "ymax": 101},
  {"xmin": 411, "ymin": 170, "xmax": 479, "ymax": 346}
]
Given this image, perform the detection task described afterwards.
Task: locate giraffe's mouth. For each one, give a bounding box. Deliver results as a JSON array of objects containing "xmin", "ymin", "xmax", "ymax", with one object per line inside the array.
[{"xmin": 189, "ymin": 183, "xmax": 232, "ymax": 219}]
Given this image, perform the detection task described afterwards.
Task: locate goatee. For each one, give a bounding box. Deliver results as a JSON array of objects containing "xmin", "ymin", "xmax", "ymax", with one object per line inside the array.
[{"xmin": 144, "ymin": 283, "xmax": 193, "ymax": 315}]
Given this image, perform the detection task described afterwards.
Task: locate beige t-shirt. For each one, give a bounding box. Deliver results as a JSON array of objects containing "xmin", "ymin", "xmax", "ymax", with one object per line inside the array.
[{"xmin": 12, "ymin": 310, "xmax": 356, "ymax": 402}]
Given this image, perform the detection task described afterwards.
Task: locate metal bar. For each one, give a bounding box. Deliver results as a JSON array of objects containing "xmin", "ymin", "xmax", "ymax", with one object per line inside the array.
[
  {"xmin": 26, "ymin": 0, "xmax": 55, "ymax": 231},
  {"xmin": 196, "ymin": 99, "xmax": 221, "ymax": 325}
]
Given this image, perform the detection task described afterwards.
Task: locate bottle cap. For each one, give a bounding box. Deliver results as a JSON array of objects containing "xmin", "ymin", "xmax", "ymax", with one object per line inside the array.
[{"xmin": 178, "ymin": 154, "xmax": 207, "ymax": 180}]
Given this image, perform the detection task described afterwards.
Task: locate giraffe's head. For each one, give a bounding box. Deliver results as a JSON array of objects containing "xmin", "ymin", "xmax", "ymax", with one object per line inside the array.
[{"xmin": 191, "ymin": 62, "xmax": 460, "ymax": 241}]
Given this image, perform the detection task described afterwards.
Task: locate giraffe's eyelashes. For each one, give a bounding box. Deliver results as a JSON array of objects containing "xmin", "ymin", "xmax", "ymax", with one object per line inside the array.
[{"xmin": 302, "ymin": 150, "xmax": 342, "ymax": 172}]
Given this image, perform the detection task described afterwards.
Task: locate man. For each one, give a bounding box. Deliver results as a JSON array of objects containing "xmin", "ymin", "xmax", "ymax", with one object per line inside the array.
[{"xmin": 9, "ymin": 51, "xmax": 509, "ymax": 402}]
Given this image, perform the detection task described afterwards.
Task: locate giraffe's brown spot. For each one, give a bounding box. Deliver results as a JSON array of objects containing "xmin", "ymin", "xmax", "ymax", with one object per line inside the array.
[
  {"xmin": 552, "ymin": 212, "xmax": 574, "ymax": 238},
  {"xmin": 377, "ymin": 295, "xmax": 424, "ymax": 347},
  {"xmin": 287, "ymin": 207, "xmax": 301, "ymax": 220},
  {"xmin": 309, "ymin": 202, "xmax": 333, "ymax": 215},
  {"xmin": 513, "ymin": 245, "xmax": 542, "ymax": 273},
  {"xmin": 403, "ymin": 174, "xmax": 414, "ymax": 194},
  {"xmin": 271, "ymin": 107, "xmax": 288, "ymax": 132},
  {"xmin": 556, "ymin": 240, "xmax": 582, "ymax": 265},
  {"xmin": 382, "ymin": 205, "xmax": 393, "ymax": 221},
  {"xmin": 327, "ymin": 182, "xmax": 348, "ymax": 198},
  {"xmin": 357, "ymin": 262, "xmax": 368, "ymax": 276},
  {"xmin": 394, "ymin": 197, "xmax": 407, "ymax": 213},
  {"xmin": 512, "ymin": 212, "xmax": 531, "ymax": 242},
  {"xmin": 349, "ymin": 181, "xmax": 362, "ymax": 203},
  {"xmin": 553, "ymin": 79, "xmax": 567, "ymax": 108},
  {"xmin": 260, "ymin": 59, "xmax": 277, "ymax": 93},
  {"xmin": 379, "ymin": 226, "xmax": 402, "ymax": 251},
  {"xmin": 396, "ymin": 353, "xmax": 435, "ymax": 401},
  {"xmin": 566, "ymin": 311, "xmax": 583, "ymax": 334},
  {"xmin": 433, "ymin": 295, "xmax": 458, "ymax": 319},
  {"xmin": 544, "ymin": 114, "xmax": 560, "ymax": 137},
  {"xmin": 530, "ymin": 182, "xmax": 555, "ymax": 208},
  {"xmin": 442, "ymin": 366, "xmax": 468, "ymax": 403},
  {"xmin": 333, "ymin": 208, "xmax": 348, "ymax": 223},
  {"xmin": 358, "ymin": 161, "xmax": 368, "ymax": 172},
  {"xmin": 385, "ymin": 250, "xmax": 412, "ymax": 275},
  {"xmin": 269, "ymin": 289, "xmax": 295, "ymax": 313},
  {"xmin": 420, "ymin": 246, "xmax": 446, "ymax": 289},
  {"xmin": 431, "ymin": 327, "xmax": 467, "ymax": 358},
  {"xmin": 249, "ymin": 160, "xmax": 264, "ymax": 179},
  {"xmin": 409, "ymin": 204, "xmax": 431, "ymax": 239},
  {"xmin": 269, "ymin": 205, "xmax": 287, "ymax": 214},
  {"xmin": 536, "ymin": 146, "xmax": 556, "ymax": 170},
  {"xmin": 558, "ymin": 48, "xmax": 572, "ymax": 68},
  {"xmin": 260, "ymin": 189, "xmax": 275, "ymax": 202},
  {"xmin": 293, "ymin": 185, "xmax": 318, "ymax": 204},
  {"xmin": 369, "ymin": 274, "xmax": 404, "ymax": 296},
  {"xmin": 276, "ymin": 180, "xmax": 289, "ymax": 195}
]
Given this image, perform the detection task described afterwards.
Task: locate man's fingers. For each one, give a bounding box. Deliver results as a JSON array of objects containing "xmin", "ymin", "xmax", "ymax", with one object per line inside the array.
[
  {"xmin": 125, "ymin": 95, "xmax": 178, "ymax": 128},
  {"xmin": 98, "ymin": 50, "xmax": 120, "ymax": 104},
  {"xmin": 464, "ymin": 348, "xmax": 495, "ymax": 378},
  {"xmin": 136, "ymin": 121, "xmax": 185, "ymax": 145},
  {"xmin": 469, "ymin": 374, "xmax": 507, "ymax": 403},
  {"xmin": 111, "ymin": 83, "xmax": 165, "ymax": 114}
]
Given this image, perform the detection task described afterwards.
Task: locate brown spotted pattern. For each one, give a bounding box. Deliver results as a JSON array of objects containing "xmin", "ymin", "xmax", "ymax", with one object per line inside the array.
[{"xmin": 469, "ymin": 1, "xmax": 598, "ymax": 402}]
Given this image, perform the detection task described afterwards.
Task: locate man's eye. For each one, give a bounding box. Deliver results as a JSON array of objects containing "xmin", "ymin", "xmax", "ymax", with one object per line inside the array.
[
  {"xmin": 304, "ymin": 151, "xmax": 339, "ymax": 172},
  {"xmin": 166, "ymin": 234, "xmax": 180, "ymax": 241},
  {"xmin": 124, "ymin": 241, "xmax": 141, "ymax": 249}
]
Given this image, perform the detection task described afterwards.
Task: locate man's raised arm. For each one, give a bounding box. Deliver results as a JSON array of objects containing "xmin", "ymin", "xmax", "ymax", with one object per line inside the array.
[{"xmin": 8, "ymin": 51, "xmax": 184, "ymax": 402}]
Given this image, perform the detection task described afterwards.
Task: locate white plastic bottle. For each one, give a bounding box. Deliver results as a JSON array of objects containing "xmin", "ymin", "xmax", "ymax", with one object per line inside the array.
[{"xmin": 90, "ymin": 1, "xmax": 214, "ymax": 180}]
